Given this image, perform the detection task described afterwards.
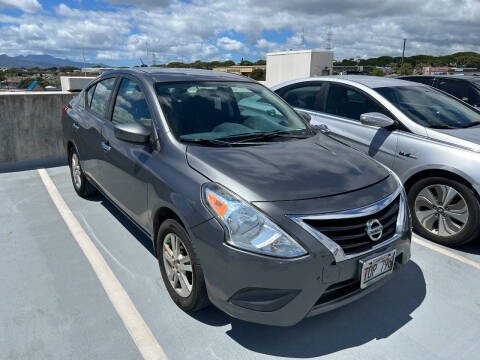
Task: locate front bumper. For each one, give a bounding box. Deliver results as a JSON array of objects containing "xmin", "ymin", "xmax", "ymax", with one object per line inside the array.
[{"xmin": 190, "ymin": 218, "xmax": 411, "ymax": 327}]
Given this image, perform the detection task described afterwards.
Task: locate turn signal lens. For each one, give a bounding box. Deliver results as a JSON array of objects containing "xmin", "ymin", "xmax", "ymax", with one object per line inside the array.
[{"xmin": 207, "ymin": 193, "xmax": 229, "ymax": 218}]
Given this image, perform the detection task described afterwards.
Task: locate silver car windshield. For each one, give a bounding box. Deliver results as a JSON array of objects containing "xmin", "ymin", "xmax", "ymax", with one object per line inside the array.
[
  {"xmin": 155, "ymin": 81, "xmax": 310, "ymax": 141},
  {"xmin": 376, "ymin": 86, "xmax": 480, "ymax": 129}
]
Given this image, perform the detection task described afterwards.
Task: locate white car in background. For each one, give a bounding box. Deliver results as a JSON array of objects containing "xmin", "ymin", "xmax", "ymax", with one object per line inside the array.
[{"xmin": 273, "ymin": 75, "xmax": 480, "ymax": 246}]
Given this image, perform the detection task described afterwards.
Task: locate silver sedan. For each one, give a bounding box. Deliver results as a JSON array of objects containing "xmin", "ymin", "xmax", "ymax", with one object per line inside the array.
[{"xmin": 273, "ymin": 75, "xmax": 480, "ymax": 246}]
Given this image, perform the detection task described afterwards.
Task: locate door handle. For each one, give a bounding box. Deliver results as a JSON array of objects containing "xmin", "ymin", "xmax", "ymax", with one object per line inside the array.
[
  {"xmin": 72, "ymin": 122, "xmax": 79, "ymax": 131},
  {"xmin": 101, "ymin": 141, "xmax": 111, "ymax": 152}
]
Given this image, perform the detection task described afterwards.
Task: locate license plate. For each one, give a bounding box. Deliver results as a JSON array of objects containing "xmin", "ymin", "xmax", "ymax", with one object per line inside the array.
[{"xmin": 360, "ymin": 249, "xmax": 396, "ymax": 289}]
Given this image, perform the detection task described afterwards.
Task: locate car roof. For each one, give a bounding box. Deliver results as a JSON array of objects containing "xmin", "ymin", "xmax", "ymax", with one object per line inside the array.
[
  {"xmin": 101, "ymin": 67, "xmax": 256, "ymax": 83},
  {"xmin": 273, "ymin": 75, "xmax": 420, "ymax": 90}
]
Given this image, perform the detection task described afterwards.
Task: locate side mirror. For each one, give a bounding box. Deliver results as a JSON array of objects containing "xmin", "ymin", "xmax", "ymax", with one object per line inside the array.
[
  {"xmin": 114, "ymin": 122, "xmax": 151, "ymax": 144},
  {"xmin": 360, "ymin": 112, "xmax": 395, "ymax": 128},
  {"xmin": 297, "ymin": 110, "xmax": 311, "ymax": 122}
]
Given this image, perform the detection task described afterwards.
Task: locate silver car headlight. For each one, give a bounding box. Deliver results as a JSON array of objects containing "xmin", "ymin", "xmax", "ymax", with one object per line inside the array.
[{"xmin": 202, "ymin": 183, "xmax": 307, "ymax": 258}]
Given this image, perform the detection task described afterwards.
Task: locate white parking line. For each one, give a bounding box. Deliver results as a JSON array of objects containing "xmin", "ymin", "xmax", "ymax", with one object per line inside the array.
[
  {"xmin": 38, "ymin": 169, "xmax": 168, "ymax": 360},
  {"xmin": 413, "ymin": 236, "xmax": 480, "ymax": 271}
]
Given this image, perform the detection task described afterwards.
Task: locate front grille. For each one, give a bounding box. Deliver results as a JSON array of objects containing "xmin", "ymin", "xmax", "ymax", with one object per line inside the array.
[{"xmin": 303, "ymin": 196, "xmax": 400, "ymax": 255}]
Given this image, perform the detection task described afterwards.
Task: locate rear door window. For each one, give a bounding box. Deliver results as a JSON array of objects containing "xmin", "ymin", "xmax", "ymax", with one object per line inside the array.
[
  {"xmin": 89, "ymin": 78, "xmax": 116, "ymax": 118},
  {"xmin": 325, "ymin": 83, "xmax": 386, "ymax": 121},
  {"xmin": 112, "ymin": 78, "xmax": 152, "ymax": 129}
]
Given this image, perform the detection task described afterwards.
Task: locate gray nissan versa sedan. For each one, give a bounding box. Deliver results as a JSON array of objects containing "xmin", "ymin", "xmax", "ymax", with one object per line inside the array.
[
  {"xmin": 62, "ymin": 68, "xmax": 411, "ymax": 326},
  {"xmin": 274, "ymin": 76, "xmax": 480, "ymax": 246}
]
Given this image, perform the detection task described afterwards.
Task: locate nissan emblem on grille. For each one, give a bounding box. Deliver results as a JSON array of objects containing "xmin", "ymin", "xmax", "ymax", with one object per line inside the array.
[{"xmin": 366, "ymin": 219, "xmax": 383, "ymax": 241}]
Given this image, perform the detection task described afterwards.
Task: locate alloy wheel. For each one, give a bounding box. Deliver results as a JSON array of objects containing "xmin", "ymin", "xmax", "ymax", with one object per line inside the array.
[
  {"xmin": 414, "ymin": 184, "xmax": 469, "ymax": 237},
  {"xmin": 162, "ymin": 233, "xmax": 193, "ymax": 297},
  {"xmin": 71, "ymin": 153, "xmax": 82, "ymax": 189}
]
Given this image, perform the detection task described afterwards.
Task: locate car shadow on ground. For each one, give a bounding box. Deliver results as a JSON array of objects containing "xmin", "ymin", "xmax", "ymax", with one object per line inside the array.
[
  {"xmin": 87, "ymin": 192, "xmax": 430, "ymax": 357},
  {"xmin": 87, "ymin": 194, "xmax": 156, "ymax": 256},
  {"xmin": 452, "ymin": 241, "xmax": 480, "ymax": 255},
  {"xmin": 192, "ymin": 261, "xmax": 426, "ymax": 358},
  {"xmin": 413, "ymin": 233, "xmax": 480, "ymax": 256}
]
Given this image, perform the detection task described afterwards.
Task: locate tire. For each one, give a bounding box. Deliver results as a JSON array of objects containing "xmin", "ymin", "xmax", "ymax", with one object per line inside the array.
[
  {"xmin": 156, "ymin": 219, "xmax": 209, "ymax": 312},
  {"xmin": 408, "ymin": 176, "xmax": 480, "ymax": 246},
  {"xmin": 69, "ymin": 148, "xmax": 97, "ymax": 198}
]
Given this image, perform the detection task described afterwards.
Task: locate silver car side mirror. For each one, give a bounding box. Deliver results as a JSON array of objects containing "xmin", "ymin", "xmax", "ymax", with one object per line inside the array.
[{"xmin": 360, "ymin": 112, "xmax": 395, "ymax": 128}]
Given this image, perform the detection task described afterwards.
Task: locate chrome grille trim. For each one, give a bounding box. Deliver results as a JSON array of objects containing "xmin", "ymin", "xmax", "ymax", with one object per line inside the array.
[{"xmin": 288, "ymin": 187, "xmax": 405, "ymax": 263}]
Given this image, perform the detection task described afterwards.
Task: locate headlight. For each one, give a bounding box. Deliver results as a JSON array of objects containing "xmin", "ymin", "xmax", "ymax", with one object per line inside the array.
[{"xmin": 202, "ymin": 183, "xmax": 307, "ymax": 258}]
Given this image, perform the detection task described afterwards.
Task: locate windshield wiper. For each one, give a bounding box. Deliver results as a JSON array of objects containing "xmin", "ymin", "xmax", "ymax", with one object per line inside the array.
[
  {"xmin": 180, "ymin": 138, "xmax": 232, "ymax": 146},
  {"xmin": 233, "ymin": 130, "xmax": 312, "ymax": 143},
  {"xmin": 461, "ymin": 121, "xmax": 480, "ymax": 128}
]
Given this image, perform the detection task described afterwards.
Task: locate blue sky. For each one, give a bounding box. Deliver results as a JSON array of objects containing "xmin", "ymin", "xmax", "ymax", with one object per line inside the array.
[{"xmin": 0, "ymin": 0, "xmax": 479, "ymax": 66}]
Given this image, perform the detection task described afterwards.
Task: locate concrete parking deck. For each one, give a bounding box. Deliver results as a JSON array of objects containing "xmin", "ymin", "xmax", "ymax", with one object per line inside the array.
[{"xmin": 1, "ymin": 165, "xmax": 479, "ymax": 360}]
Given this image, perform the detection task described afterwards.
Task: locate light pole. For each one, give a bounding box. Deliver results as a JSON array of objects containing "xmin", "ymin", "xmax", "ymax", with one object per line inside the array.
[{"xmin": 401, "ymin": 38, "xmax": 407, "ymax": 74}]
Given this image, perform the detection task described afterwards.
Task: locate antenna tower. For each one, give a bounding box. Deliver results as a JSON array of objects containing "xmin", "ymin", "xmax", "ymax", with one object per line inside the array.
[{"xmin": 326, "ymin": 27, "xmax": 333, "ymax": 51}]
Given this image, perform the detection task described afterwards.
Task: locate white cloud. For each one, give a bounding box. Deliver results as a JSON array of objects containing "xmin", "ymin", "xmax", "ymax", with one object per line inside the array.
[
  {"xmin": 0, "ymin": 0, "xmax": 41, "ymax": 13},
  {"xmin": 0, "ymin": 0, "xmax": 479, "ymax": 64},
  {"xmin": 216, "ymin": 37, "xmax": 249, "ymax": 53},
  {"xmin": 96, "ymin": 51, "xmax": 124, "ymax": 61}
]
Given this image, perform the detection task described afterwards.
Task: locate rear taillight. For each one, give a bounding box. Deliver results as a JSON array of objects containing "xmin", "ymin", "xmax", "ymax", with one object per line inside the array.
[{"xmin": 62, "ymin": 105, "xmax": 69, "ymax": 113}]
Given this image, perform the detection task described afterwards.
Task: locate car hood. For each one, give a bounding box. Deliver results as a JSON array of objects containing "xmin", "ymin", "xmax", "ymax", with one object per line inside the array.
[
  {"xmin": 186, "ymin": 134, "xmax": 390, "ymax": 202},
  {"xmin": 427, "ymin": 126, "xmax": 480, "ymax": 152}
]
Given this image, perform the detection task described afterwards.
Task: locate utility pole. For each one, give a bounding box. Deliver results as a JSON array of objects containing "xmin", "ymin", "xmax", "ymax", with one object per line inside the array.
[
  {"xmin": 146, "ymin": 40, "xmax": 151, "ymax": 66},
  {"xmin": 401, "ymin": 38, "xmax": 407, "ymax": 74},
  {"xmin": 301, "ymin": 26, "xmax": 305, "ymax": 49},
  {"xmin": 82, "ymin": 48, "xmax": 86, "ymax": 76}
]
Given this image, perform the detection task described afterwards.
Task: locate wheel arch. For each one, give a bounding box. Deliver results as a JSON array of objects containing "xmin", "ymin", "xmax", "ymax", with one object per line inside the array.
[
  {"xmin": 404, "ymin": 168, "xmax": 480, "ymax": 201},
  {"xmin": 152, "ymin": 206, "xmax": 187, "ymax": 256},
  {"xmin": 66, "ymin": 141, "xmax": 78, "ymax": 161}
]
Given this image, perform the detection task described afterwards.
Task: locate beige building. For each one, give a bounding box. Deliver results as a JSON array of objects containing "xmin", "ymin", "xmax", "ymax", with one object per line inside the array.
[{"xmin": 213, "ymin": 65, "xmax": 266, "ymax": 76}]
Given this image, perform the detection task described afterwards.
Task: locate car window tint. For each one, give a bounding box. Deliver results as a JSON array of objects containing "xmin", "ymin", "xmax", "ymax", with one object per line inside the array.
[
  {"xmin": 112, "ymin": 78, "xmax": 152, "ymax": 129},
  {"xmin": 90, "ymin": 78, "xmax": 116, "ymax": 118},
  {"xmin": 325, "ymin": 83, "xmax": 386, "ymax": 120},
  {"xmin": 437, "ymin": 79, "xmax": 470, "ymax": 103},
  {"xmin": 279, "ymin": 84, "xmax": 324, "ymax": 111},
  {"xmin": 86, "ymin": 85, "xmax": 95, "ymax": 108},
  {"xmin": 155, "ymin": 81, "xmax": 308, "ymax": 140},
  {"xmin": 468, "ymin": 85, "xmax": 480, "ymax": 107},
  {"xmin": 376, "ymin": 85, "xmax": 480, "ymax": 128}
]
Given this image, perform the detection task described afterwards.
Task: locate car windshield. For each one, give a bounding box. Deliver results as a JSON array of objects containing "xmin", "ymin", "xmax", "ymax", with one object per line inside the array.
[
  {"xmin": 155, "ymin": 81, "xmax": 310, "ymax": 141},
  {"xmin": 376, "ymin": 85, "xmax": 480, "ymax": 129}
]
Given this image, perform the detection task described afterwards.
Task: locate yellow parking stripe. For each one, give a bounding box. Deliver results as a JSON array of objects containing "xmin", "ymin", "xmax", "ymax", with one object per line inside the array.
[{"xmin": 413, "ymin": 237, "xmax": 480, "ymax": 271}]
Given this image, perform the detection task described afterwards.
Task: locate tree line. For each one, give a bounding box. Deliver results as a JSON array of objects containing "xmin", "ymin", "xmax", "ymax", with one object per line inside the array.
[{"xmin": 334, "ymin": 52, "xmax": 480, "ymax": 69}]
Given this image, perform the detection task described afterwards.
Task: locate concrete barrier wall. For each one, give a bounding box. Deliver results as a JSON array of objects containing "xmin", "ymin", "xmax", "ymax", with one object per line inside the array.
[{"xmin": 0, "ymin": 92, "xmax": 74, "ymax": 163}]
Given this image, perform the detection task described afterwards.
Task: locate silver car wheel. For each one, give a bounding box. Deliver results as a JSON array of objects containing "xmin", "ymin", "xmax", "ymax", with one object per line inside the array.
[
  {"xmin": 163, "ymin": 233, "xmax": 193, "ymax": 298},
  {"xmin": 71, "ymin": 153, "xmax": 82, "ymax": 189},
  {"xmin": 414, "ymin": 184, "xmax": 469, "ymax": 237}
]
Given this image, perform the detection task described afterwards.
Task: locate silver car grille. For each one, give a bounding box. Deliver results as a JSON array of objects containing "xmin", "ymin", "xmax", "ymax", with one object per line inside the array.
[{"xmin": 288, "ymin": 188, "xmax": 405, "ymax": 262}]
